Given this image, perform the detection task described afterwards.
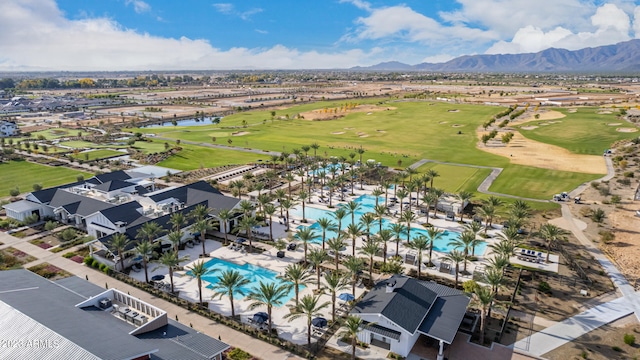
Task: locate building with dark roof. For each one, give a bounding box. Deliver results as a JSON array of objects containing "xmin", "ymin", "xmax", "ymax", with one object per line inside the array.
[
  {"xmin": 0, "ymin": 270, "xmax": 229, "ymax": 360},
  {"xmin": 351, "ymin": 274, "xmax": 470, "ymax": 358}
]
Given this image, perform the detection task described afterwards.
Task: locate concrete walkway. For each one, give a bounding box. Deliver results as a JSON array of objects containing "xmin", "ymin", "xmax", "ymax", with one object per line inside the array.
[{"xmin": 0, "ymin": 231, "xmax": 302, "ymax": 360}]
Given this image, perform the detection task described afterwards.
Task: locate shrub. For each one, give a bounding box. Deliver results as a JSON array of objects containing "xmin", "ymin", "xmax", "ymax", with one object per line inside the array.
[
  {"xmin": 463, "ymin": 280, "xmax": 479, "ymax": 293},
  {"xmin": 9, "ymin": 187, "xmax": 20, "ymax": 197},
  {"xmin": 58, "ymin": 228, "xmax": 77, "ymax": 242},
  {"xmin": 227, "ymin": 348, "xmax": 252, "ymax": 360},
  {"xmin": 84, "ymin": 256, "xmax": 94, "ymax": 265},
  {"xmin": 538, "ymin": 281, "xmax": 551, "ymax": 294},
  {"xmin": 44, "ymin": 221, "xmax": 58, "ymax": 231},
  {"xmin": 91, "ymin": 259, "xmax": 99, "ymax": 268},
  {"xmin": 599, "ymin": 231, "xmax": 615, "ymax": 244},
  {"xmin": 624, "ymin": 333, "xmax": 635, "ymax": 346},
  {"xmin": 623, "ymin": 171, "xmax": 634, "ymax": 178}
]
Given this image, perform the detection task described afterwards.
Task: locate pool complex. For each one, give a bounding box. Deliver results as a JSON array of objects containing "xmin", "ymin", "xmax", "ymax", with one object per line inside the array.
[
  {"xmin": 293, "ymin": 194, "xmax": 488, "ymax": 255},
  {"xmin": 191, "ymin": 258, "xmax": 301, "ymax": 305}
]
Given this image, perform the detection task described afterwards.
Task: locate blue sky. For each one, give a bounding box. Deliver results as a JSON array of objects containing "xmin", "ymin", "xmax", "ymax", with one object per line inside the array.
[{"xmin": 1, "ymin": 0, "xmax": 639, "ymax": 71}]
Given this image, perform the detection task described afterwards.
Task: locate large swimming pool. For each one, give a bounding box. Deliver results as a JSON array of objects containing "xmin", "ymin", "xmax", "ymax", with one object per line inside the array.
[
  {"xmin": 192, "ymin": 258, "xmax": 300, "ymax": 304},
  {"xmin": 293, "ymin": 194, "xmax": 488, "ymax": 255}
]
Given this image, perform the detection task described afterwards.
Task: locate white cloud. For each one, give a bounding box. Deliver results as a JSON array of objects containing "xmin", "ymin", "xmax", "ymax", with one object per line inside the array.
[
  {"xmin": 338, "ymin": 0, "xmax": 371, "ymax": 11},
  {"xmin": 0, "ymin": 0, "xmax": 375, "ymax": 71},
  {"xmin": 634, "ymin": 6, "xmax": 640, "ymax": 38},
  {"xmin": 255, "ymin": 29, "xmax": 268, "ymax": 35},
  {"xmin": 212, "ymin": 3, "xmax": 234, "ymax": 15},
  {"xmin": 125, "ymin": 0, "xmax": 150, "ymax": 14},
  {"xmin": 421, "ymin": 54, "xmax": 455, "ymax": 64},
  {"xmin": 486, "ymin": 3, "xmax": 632, "ymax": 54},
  {"xmin": 213, "ymin": 3, "xmax": 262, "ymax": 21}
]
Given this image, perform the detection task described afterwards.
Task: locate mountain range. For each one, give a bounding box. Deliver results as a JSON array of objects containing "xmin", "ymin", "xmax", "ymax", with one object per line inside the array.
[{"xmin": 352, "ymin": 39, "xmax": 640, "ymax": 72}]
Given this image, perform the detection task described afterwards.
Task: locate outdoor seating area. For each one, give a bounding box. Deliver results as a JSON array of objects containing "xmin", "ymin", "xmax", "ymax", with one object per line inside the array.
[{"xmin": 517, "ymin": 249, "xmax": 543, "ymax": 263}]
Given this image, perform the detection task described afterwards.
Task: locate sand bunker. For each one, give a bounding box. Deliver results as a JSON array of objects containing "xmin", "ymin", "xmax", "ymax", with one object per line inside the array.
[
  {"xmin": 331, "ymin": 131, "xmax": 345, "ymax": 135},
  {"xmin": 520, "ymin": 126, "xmax": 538, "ymax": 130},
  {"xmin": 439, "ymin": 121, "xmax": 449, "ymax": 124},
  {"xmin": 299, "ymin": 104, "xmax": 396, "ymax": 121},
  {"xmin": 448, "ymin": 109, "xmax": 460, "ymax": 113},
  {"xmin": 567, "ymin": 109, "xmax": 578, "ymax": 113},
  {"xmin": 477, "ymin": 131, "xmax": 607, "ymax": 174},
  {"xmin": 598, "ymin": 111, "xmax": 612, "ymax": 114},
  {"xmin": 516, "ymin": 110, "xmax": 566, "ymax": 124},
  {"xmin": 376, "ymin": 130, "xmax": 386, "ymax": 133},
  {"xmin": 617, "ymin": 128, "xmax": 638, "ymax": 133},
  {"xmin": 231, "ymin": 131, "xmax": 250, "ymax": 136},
  {"xmin": 608, "ymin": 123, "xmax": 623, "ymax": 126}
]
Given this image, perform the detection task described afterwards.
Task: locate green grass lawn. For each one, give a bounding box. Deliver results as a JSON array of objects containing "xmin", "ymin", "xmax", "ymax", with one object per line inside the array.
[
  {"xmin": 0, "ymin": 160, "xmax": 92, "ymax": 196},
  {"xmin": 76, "ymin": 149, "xmax": 124, "ymax": 161},
  {"xmin": 414, "ymin": 163, "xmax": 492, "ymax": 194},
  {"xmin": 157, "ymin": 144, "xmax": 271, "ymax": 170},
  {"xmin": 516, "ymin": 107, "xmax": 639, "ymax": 154}
]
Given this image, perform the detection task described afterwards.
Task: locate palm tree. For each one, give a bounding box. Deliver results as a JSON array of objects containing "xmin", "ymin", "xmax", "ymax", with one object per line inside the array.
[
  {"xmin": 539, "ymin": 223, "xmax": 567, "ymax": 263},
  {"xmin": 456, "ymin": 191, "xmax": 474, "ymax": 222},
  {"xmin": 390, "ymin": 223, "xmax": 407, "ymax": 258},
  {"xmin": 311, "ymin": 142, "xmax": 320, "ymax": 158},
  {"xmin": 359, "ymin": 239, "xmax": 380, "ymax": 281},
  {"xmin": 476, "ymin": 204, "xmax": 496, "ymax": 235},
  {"xmin": 262, "ymin": 204, "xmax": 276, "ymax": 241},
  {"xmin": 400, "ymin": 210, "xmax": 416, "ymax": 243},
  {"xmin": 316, "ymin": 217, "xmax": 336, "ymax": 250},
  {"xmin": 109, "ymin": 233, "xmax": 131, "ymax": 272},
  {"xmin": 327, "ymin": 235, "xmax": 347, "ymax": 271},
  {"xmin": 187, "ymin": 260, "xmax": 212, "ymax": 306},
  {"xmin": 136, "ymin": 221, "xmax": 164, "ymax": 245},
  {"xmin": 407, "ymin": 235, "xmax": 430, "ymax": 280},
  {"xmin": 280, "ymin": 198, "xmax": 296, "ymax": 231},
  {"xmin": 343, "ymin": 256, "xmax": 365, "ymax": 297},
  {"xmin": 471, "ymin": 285, "xmax": 494, "ymax": 345},
  {"xmin": 359, "ymin": 212, "xmax": 376, "ymax": 242},
  {"xmin": 396, "ymin": 188, "xmax": 408, "ymax": 214},
  {"xmin": 295, "ymin": 227, "xmax": 318, "ymax": 264},
  {"xmin": 339, "ymin": 315, "xmax": 365, "ymax": 360},
  {"xmin": 346, "ymin": 201, "xmax": 361, "ymax": 226},
  {"xmin": 235, "ymin": 216, "xmax": 259, "ymax": 253},
  {"xmin": 210, "ymin": 269, "xmax": 250, "ymax": 318},
  {"xmin": 247, "ymin": 281, "xmax": 292, "ymax": 335},
  {"xmin": 284, "ymin": 294, "xmax": 330, "ymax": 347},
  {"xmin": 189, "ymin": 204, "xmax": 209, "ymax": 222},
  {"xmin": 324, "ymin": 271, "xmax": 349, "ymax": 322},
  {"xmin": 281, "ymin": 263, "xmax": 313, "ymax": 308},
  {"xmin": 217, "ymin": 208, "xmax": 233, "ymax": 245},
  {"xmin": 135, "ymin": 240, "xmax": 155, "ymax": 283},
  {"xmin": 448, "ymin": 230, "xmax": 475, "ymax": 273},
  {"xmin": 308, "ymin": 248, "xmax": 329, "ymax": 291},
  {"xmin": 425, "ymin": 227, "xmax": 444, "ymax": 267},
  {"xmin": 332, "ymin": 207, "xmax": 348, "ymax": 232},
  {"xmin": 345, "ymin": 223, "xmax": 363, "ymax": 256},
  {"xmin": 193, "ymin": 219, "xmax": 215, "ymax": 257},
  {"xmin": 421, "ymin": 192, "xmax": 438, "ymax": 224},
  {"xmin": 167, "ymin": 230, "xmax": 183, "ymax": 253},
  {"xmin": 426, "ymin": 169, "xmax": 439, "ymax": 189},
  {"xmin": 371, "ymin": 188, "xmax": 384, "ymax": 206},
  {"xmin": 298, "ymin": 190, "xmax": 309, "ymax": 222},
  {"xmin": 152, "ymin": 250, "xmax": 188, "ymax": 293},
  {"xmin": 169, "ymin": 212, "xmax": 185, "ymax": 233},
  {"xmin": 442, "ymin": 249, "xmax": 465, "ymax": 289},
  {"xmin": 430, "ymin": 188, "xmax": 445, "ymax": 218},
  {"xmin": 356, "ymin": 146, "xmax": 365, "ymax": 165},
  {"xmin": 373, "ymin": 204, "xmax": 387, "ymax": 233},
  {"xmin": 376, "ymin": 229, "xmax": 392, "ymax": 264},
  {"xmin": 229, "ymin": 179, "xmax": 245, "ymax": 199}
]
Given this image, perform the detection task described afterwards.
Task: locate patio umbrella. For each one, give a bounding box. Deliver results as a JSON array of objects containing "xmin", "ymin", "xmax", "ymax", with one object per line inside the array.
[
  {"xmin": 338, "ymin": 293, "xmax": 355, "ymax": 302},
  {"xmin": 253, "ymin": 312, "xmax": 269, "ymax": 324},
  {"xmin": 151, "ymin": 274, "xmax": 165, "ymax": 281},
  {"xmin": 311, "ymin": 317, "xmax": 328, "ymax": 328}
]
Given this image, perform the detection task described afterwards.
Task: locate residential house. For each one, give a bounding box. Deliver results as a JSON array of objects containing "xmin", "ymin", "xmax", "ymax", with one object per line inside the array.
[{"xmin": 0, "ymin": 119, "xmax": 18, "ymax": 137}]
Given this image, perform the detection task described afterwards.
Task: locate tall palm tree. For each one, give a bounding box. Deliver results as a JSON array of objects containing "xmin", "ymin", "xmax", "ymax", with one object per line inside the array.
[
  {"xmin": 425, "ymin": 227, "xmax": 444, "ymax": 267},
  {"xmin": 327, "ymin": 235, "xmax": 347, "ymax": 271},
  {"xmin": 373, "ymin": 204, "xmax": 387, "ymax": 233},
  {"xmin": 426, "ymin": 169, "xmax": 440, "ymax": 189},
  {"xmin": 400, "ymin": 210, "xmax": 416, "ymax": 243},
  {"xmin": 316, "ymin": 217, "xmax": 336, "ymax": 250},
  {"xmin": 359, "ymin": 212, "xmax": 376, "ymax": 242},
  {"xmin": 324, "ymin": 271, "xmax": 349, "ymax": 322},
  {"xmin": 405, "ymin": 181, "xmax": 417, "ymax": 212},
  {"xmin": 308, "ymin": 248, "xmax": 329, "ymax": 290},
  {"xmin": 448, "ymin": 230, "xmax": 475, "ymax": 273},
  {"xmin": 217, "ymin": 208, "xmax": 233, "ymax": 245},
  {"xmin": 169, "ymin": 212, "xmax": 185, "ymax": 233},
  {"xmin": 247, "ymin": 281, "xmax": 292, "ymax": 335},
  {"xmin": 229, "ymin": 179, "xmax": 245, "ymax": 199},
  {"xmin": 476, "ymin": 204, "xmax": 496, "ymax": 235},
  {"xmin": 167, "ymin": 230, "xmax": 183, "ymax": 253},
  {"xmin": 109, "ymin": 233, "xmax": 131, "ymax": 272},
  {"xmin": 295, "ymin": 227, "xmax": 318, "ymax": 264},
  {"xmin": 421, "ymin": 192, "xmax": 438, "ymax": 224},
  {"xmin": 371, "ymin": 188, "xmax": 384, "ymax": 206},
  {"xmin": 238, "ymin": 199, "xmax": 254, "ymax": 218},
  {"xmin": 396, "ymin": 188, "xmax": 408, "ymax": 214},
  {"xmin": 407, "ymin": 235, "xmax": 430, "ymax": 280},
  {"xmin": 456, "ymin": 191, "xmax": 474, "ymax": 222},
  {"xmin": 539, "ymin": 223, "xmax": 567, "ymax": 263},
  {"xmin": 345, "ymin": 223, "xmax": 363, "ymax": 256},
  {"xmin": 235, "ymin": 216, "xmax": 259, "ymax": 252},
  {"xmin": 346, "ymin": 201, "xmax": 361, "ymax": 226},
  {"xmin": 135, "ymin": 240, "xmax": 155, "ymax": 283},
  {"xmin": 284, "ymin": 294, "xmax": 330, "ymax": 347},
  {"xmin": 310, "ymin": 142, "xmax": 320, "ymax": 158},
  {"xmin": 298, "ymin": 190, "xmax": 309, "ymax": 222},
  {"xmin": 332, "ymin": 207, "xmax": 348, "ymax": 232},
  {"xmin": 376, "ymin": 229, "xmax": 392, "ymax": 264},
  {"xmin": 339, "ymin": 315, "xmax": 365, "ymax": 360},
  {"xmin": 193, "ymin": 219, "xmax": 215, "ymax": 257},
  {"xmin": 281, "ymin": 263, "xmax": 313, "ymax": 308},
  {"xmin": 189, "ymin": 204, "xmax": 209, "ymax": 222},
  {"xmin": 152, "ymin": 250, "xmax": 188, "ymax": 293},
  {"xmin": 187, "ymin": 260, "xmax": 212, "ymax": 306},
  {"xmin": 390, "ymin": 223, "xmax": 407, "ymax": 258},
  {"xmin": 136, "ymin": 221, "xmax": 164, "ymax": 245},
  {"xmin": 442, "ymin": 249, "xmax": 465, "ymax": 289},
  {"xmin": 343, "ymin": 256, "xmax": 365, "ymax": 297},
  {"xmin": 359, "ymin": 239, "xmax": 380, "ymax": 281},
  {"xmin": 471, "ymin": 285, "xmax": 494, "ymax": 345},
  {"xmin": 262, "ymin": 204, "xmax": 276, "ymax": 241},
  {"xmin": 431, "ymin": 188, "xmax": 445, "ymax": 218},
  {"xmin": 210, "ymin": 269, "xmax": 250, "ymax": 318},
  {"xmin": 280, "ymin": 198, "xmax": 296, "ymax": 231}
]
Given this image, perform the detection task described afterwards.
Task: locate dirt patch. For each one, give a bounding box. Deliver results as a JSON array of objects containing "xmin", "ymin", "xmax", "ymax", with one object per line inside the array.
[
  {"xmin": 567, "ymin": 108, "xmax": 578, "ymax": 113},
  {"xmin": 608, "ymin": 123, "xmax": 623, "ymax": 126},
  {"xmin": 520, "ymin": 126, "xmax": 538, "ymax": 130},
  {"xmin": 299, "ymin": 104, "xmax": 395, "ymax": 121},
  {"xmin": 231, "ymin": 131, "xmax": 250, "ymax": 136},
  {"xmin": 515, "ymin": 110, "xmax": 566, "ymax": 124},
  {"xmin": 448, "ymin": 109, "xmax": 460, "ymax": 112},
  {"xmin": 477, "ymin": 131, "xmax": 607, "ymax": 174},
  {"xmin": 439, "ymin": 121, "xmax": 449, "ymax": 124},
  {"xmin": 617, "ymin": 127, "xmax": 638, "ymax": 133},
  {"xmin": 376, "ymin": 130, "xmax": 386, "ymax": 133},
  {"xmin": 356, "ymin": 132, "xmax": 368, "ymax": 137},
  {"xmin": 331, "ymin": 131, "xmax": 345, "ymax": 135},
  {"xmin": 598, "ymin": 110, "xmax": 613, "ymax": 114},
  {"xmin": 451, "ymin": 124, "xmax": 465, "ymax": 128}
]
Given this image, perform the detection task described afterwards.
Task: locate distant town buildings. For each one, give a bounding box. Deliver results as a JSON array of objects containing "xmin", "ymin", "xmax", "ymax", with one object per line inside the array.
[{"xmin": 0, "ymin": 119, "xmax": 18, "ymax": 137}]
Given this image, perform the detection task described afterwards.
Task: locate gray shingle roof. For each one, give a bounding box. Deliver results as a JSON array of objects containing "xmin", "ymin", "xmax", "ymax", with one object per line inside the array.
[
  {"xmin": 93, "ymin": 179, "xmax": 136, "ymax": 192},
  {"xmin": 148, "ymin": 181, "xmax": 220, "ymax": 204},
  {"xmin": 186, "ymin": 189, "xmax": 240, "ymax": 215},
  {"xmin": 99, "ymin": 201, "xmax": 146, "ymax": 225},
  {"xmin": 92, "ymin": 170, "xmax": 132, "ymax": 184},
  {"xmin": 29, "ymin": 180, "xmax": 85, "ymax": 204},
  {"xmin": 49, "ymin": 190, "xmax": 114, "ymax": 216}
]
